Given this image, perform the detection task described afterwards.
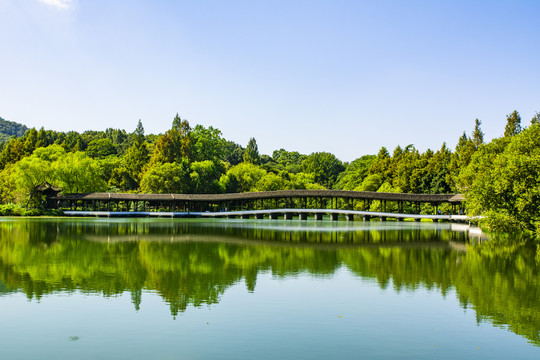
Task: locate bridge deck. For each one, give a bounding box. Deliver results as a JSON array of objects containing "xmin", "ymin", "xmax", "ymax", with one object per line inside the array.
[{"xmin": 63, "ymin": 208, "xmax": 472, "ymax": 222}]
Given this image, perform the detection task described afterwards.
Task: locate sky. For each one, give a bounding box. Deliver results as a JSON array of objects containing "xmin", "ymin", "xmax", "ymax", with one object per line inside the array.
[{"xmin": 0, "ymin": 0, "xmax": 539, "ymax": 161}]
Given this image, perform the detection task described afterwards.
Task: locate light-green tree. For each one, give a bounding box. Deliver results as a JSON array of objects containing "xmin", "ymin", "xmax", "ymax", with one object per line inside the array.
[
  {"xmin": 140, "ymin": 162, "xmax": 190, "ymax": 194},
  {"xmin": 189, "ymin": 160, "xmax": 226, "ymax": 194},
  {"xmin": 219, "ymin": 163, "xmax": 266, "ymax": 192}
]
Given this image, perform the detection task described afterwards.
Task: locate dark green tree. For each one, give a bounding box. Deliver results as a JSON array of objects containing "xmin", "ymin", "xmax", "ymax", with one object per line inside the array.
[
  {"xmin": 504, "ymin": 110, "xmax": 522, "ymax": 137},
  {"xmin": 301, "ymin": 152, "xmax": 344, "ymax": 188},
  {"xmin": 243, "ymin": 138, "xmax": 261, "ymax": 165},
  {"xmin": 531, "ymin": 112, "xmax": 540, "ymax": 126},
  {"xmin": 472, "ymin": 118, "xmax": 484, "ymax": 148}
]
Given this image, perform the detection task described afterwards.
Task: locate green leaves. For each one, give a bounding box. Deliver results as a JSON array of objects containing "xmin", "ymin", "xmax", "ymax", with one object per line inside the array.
[{"xmin": 463, "ymin": 124, "xmax": 540, "ymax": 232}]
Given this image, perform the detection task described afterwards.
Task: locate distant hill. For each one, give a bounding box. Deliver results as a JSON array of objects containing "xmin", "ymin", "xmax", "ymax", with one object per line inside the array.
[{"xmin": 0, "ymin": 117, "xmax": 28, "ymax": 143}]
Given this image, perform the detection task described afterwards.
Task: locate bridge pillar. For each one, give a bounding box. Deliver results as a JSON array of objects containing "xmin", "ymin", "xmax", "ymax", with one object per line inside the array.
[
  {"xmin": 380, "ymin": 216, "xmax": 387, "ymax": 222},
  {"xmin": 255, "ymin": 214, "xmax": 264, "ymax": 219},
  {"xmin": 241, "ymin": 214, "xmax": 250, "ymax": 219},
  {"xmin": 330, "ymin": 213, "xmax": 339, "ymax": 221},
  {"xmin": 269, "ymin": 213, "xmax": 279, "ymax": 220},
  {"xmin": 363, "ymin": 215, "xmax": 371, "ymax": 221},
  {"xmin": 414, "ymin": 218, "xmax": 421, "ymax": 222},
  {"xmin": 315, "ymin": 213, "xmax": 323, "ymax": 221},
  {"xmin": 299, "ymin": 213, "xmax": 308, "ymax": 220},
  {"xmin": 284, "ymin": 213, "xmax": 292, "ymax": 220},
  {"xmin": 346, "ymin": 214, "xmax": 354, "ymax": 221},
  {"xmin": 396, "ymin": 217, "xmax": 404, "ymax": 222}
]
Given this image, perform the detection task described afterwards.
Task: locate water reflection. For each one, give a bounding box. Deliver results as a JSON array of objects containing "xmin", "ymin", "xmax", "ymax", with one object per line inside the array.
[{"xmin": 0, "ymin": 218, "xmax": 538, "ymax": 345}]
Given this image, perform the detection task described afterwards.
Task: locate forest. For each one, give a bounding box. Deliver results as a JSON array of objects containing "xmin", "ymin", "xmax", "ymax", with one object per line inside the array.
[{"xmin": 0, "ymin": 111, "xmax": 539, "ymax": 236}]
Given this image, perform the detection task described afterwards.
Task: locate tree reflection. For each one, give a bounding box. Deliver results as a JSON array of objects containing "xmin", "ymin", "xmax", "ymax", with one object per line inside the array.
[{"xmin": 0, "ymin": 219, "xmax": 537, "ymax": 345}]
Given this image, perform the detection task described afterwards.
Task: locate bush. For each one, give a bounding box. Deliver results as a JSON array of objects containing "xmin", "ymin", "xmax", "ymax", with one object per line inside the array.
[{"xmin": 0, "ymin": 204, "xmax": 25, "ymax": 216}]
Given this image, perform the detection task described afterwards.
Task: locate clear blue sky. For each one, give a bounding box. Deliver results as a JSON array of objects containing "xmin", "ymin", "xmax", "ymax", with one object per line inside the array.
[{"xmin": 1, "ymin": 0, "xmax": 539, "ymax": 161}]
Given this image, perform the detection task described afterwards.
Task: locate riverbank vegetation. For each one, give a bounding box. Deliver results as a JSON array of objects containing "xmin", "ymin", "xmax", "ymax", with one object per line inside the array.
[{"xmin": 0, "ymin": 111, "xmax": 538, "ymax": 236}]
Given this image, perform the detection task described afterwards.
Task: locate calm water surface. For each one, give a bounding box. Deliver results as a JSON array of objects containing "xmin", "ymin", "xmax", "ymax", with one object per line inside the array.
[{"xmin": 0, "ymin": 218, "xmax": 538, "ymax": 359}]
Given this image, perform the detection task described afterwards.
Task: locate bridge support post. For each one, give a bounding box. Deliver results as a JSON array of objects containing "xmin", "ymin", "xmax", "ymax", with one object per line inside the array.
[
  {"xmin": 363, "ymin": 215, "xmax": 371, "ymax": 221},
  {"xmin": 284, "ymin": 213, "xmax": 292, "ymax": 220},
  {"xmin": 255, "ymin": 214, "xmax": 264, "ymax": 219},
  {"xmin": 269, "ymin": 213, "xmax": 279, "ymax": 220},
  {"xmin": 299, "ymin": 213, "xmax": 307, "ymax": 220},
  {"xmin": 396, "ymin": 217, "xmax": 404, "ymax": 222},
  {"xmin": 315, "ymin": 213, "xmax": 323, "ymax": 221},
  {"xmin": 330, "ymin": 213, "xmax": 339, "ymax": 221},
  {"xmin": 414, "ymin": 218, "xmax": 421, "ymax": 222},
  {"xmin": 241, "ymin": 214, "xmax": 250, "ymax": 219},
  {"xmin": 380, "ymin": 217, "xmax": 387, "ymax": 222},
  {"xmin": 346, "ymin": 214, "xmax": 354, "ymax": 221}
]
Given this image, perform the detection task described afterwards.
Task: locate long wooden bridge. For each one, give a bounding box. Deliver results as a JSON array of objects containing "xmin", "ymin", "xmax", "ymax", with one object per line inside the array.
[{"xmin": 53, "ymin": 189, "xmax": 468, "ymax": 222}]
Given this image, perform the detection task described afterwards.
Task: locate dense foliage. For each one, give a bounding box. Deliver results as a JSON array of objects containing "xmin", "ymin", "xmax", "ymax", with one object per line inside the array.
[
  {"xmin": 0, "ymin": 110, "xmax": 538, "ymax": 235},
  {"xmin": 0, "ymin": 117, "xmax": 28, "ymax": 143}
]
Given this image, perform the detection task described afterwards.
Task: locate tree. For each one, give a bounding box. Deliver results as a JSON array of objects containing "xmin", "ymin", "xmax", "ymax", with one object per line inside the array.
[
  {"xmin": 53, "ymin": 152, "xmax": 107, "ymax": 193},
  {"xmin": 367, "ymin": 147, "xmax": 393, "ymax": 183},
  {"xmin": 531, "ymin": 112, "xmax": 540, "ymax": 126},
  {"xmin": 189, "ymin": 160, "xmax": 226, "ymax": 194},
  {"xmin": 472, "ymin": 118, "xmax": 484, "ymax": 147},
  {"xmin": 356, "ymin": 173, "xmax": 383, "ymax": 192},
  {"xmin": 243, "ymin": 138, "xmax": 261, "ymax": 165},
  {"xmin": 220, "ymin": 163, "xmax": 266, "ymax": 192},
  {"xmin": 86, "ymin": 138, "xmax": 117, "ymax": 158},
  {"xmin": 462, "ymin": 123, "xmax": 540, "ymax": 233},
  {"xmin": 122, "ymin": 121, "xmax": 150, "ymax": 187},
  {"xmin": 335, "ymin": 155, "xmax": 376, "ymax": 190},
  {"xmin": 254, "ymin": 172, "xmax": 288, "ymax": 192},
  {"xmin": 151, "ymin": 114, "xmax": 192, "ymax": 164},
  {"xmin": 504, "ymin": 110, "xmax": 522, "ymax": 137},
  {"xmin": 140, "ymin": 162, "xmax": 190, "ymax": 194},
  {"xmin": 190, "ymin": 125, "xmax": 225, "ymax": 162},
  {"xmin": 222, "ymin": 141, "xmax": 244, "ymax": 166},
  {"xmin": 301, "ymin": 152, "xmax": 344, "ymax": 188},
  {"xmin": 134, "ymin": 120, "xmax": 145, "ymax": 144}
]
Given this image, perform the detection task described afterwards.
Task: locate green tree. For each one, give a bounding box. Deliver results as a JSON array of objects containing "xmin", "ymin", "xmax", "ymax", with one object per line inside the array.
[
  {"xmin": 140, "ymin": 162, "xmax": 190, "ymax": 194},
  {"xmin": 243, "ymin": 138, "xmax": 261, "ymax": 165},
  {"xmin": 254, "ymin": 172, "xmax": 289, "ymax": 192},
  {"xmin": 53, "ymin": 152, "xmax": 107, "ymax": 193},
  {"xmin": 472, "ymin": 118, "xmax": 484, "ymax": 147},
  {"xmin": 220, "ymin": 163, "xmax": 266, "ymax": 192},
  {"xmin": 151, "ymin": 114, "xmax": 192, "ymax": 164},
  {"xmin": 221, "ymin": 141, "xmax": 244, "ymax": 166},
  {"xmin": 335, "ymin": 155, "xmax": 376, "ymax": 190},
  {"xmin": 504, "ymin": 110, "xmax": 522, "ymax": 137},
  {"xmin": 463, "ymin": 124, "xmax": 540, "ymax": 233},
  {"xmin": 531, "ymin": 112, "xmax": 540, "ymax": 126},
  {"xmin": 122, "ymin": 121, "xmax": 150, "ymax": 188},
  {"xmin": 189, "ymin": 160, "xmax": 226, "ymax": 194},
  {"xmin": 301, "ymin": 152, "xmax": 344, "ymax": 188},
  {"xmin": 190, "ymin": 125, "xmax": 225, "ymax": 162},
  {"xmin": 356, "ymin": 173, "xmax": 383, "ymax": 192},
  {"xmin": 86, "ymin": 138, "xmax": 117, "ymax": 158}
]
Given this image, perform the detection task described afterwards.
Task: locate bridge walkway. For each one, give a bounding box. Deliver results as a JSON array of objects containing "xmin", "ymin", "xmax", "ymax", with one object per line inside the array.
[{"xmin": 64, "ymin": 208, "xmax": 472, "ymax": 222}]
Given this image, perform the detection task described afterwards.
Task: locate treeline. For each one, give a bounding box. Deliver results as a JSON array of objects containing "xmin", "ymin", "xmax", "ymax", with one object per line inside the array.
[
  {"xmin": 0, "ymin": 117, "xmax": 28, "ymax": 143},
  {"xmin": 0, "ymin": 111, "xmax": 539, "ymax": 234}
]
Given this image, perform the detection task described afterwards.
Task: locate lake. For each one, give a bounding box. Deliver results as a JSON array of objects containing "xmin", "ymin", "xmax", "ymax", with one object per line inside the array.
[{"xmin": 0, "ymin": 218, "xmax": 538, "ymax": 359}]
